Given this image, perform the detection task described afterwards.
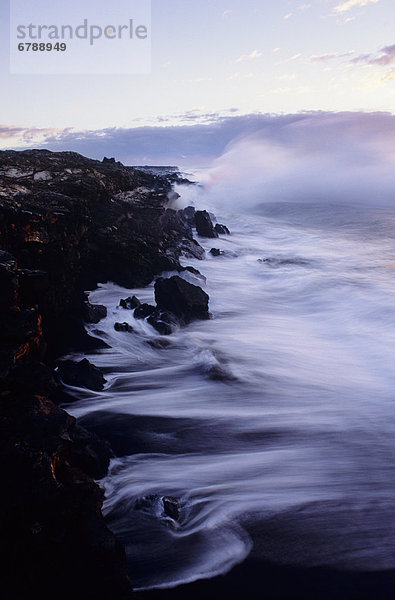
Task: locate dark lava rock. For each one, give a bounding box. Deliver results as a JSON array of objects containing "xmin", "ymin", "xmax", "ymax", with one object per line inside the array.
[
  {"xmin": 163, "ymin": 497, "xmax": 179, "ymax": 521},
  {"xmin": 182, "ymin": 265, "xmax": 202, "ymax": 277},
  {"xmin": 133, "ymin": 494, "xmax": 180, "ymax": 521},
  {"xmin": 119, "ymin": 295, "xmax": 141, "ymax": 309},
  {"xmin": 114, "ymin": 322, "xmax": 134, "ymax": 333},
  {"xmin": 147, "ymin": 318, "xmax": 172, "ymax": 336},
  {"xmin": 155, "ymin": 275, "xmax": 209, "ymax": 323},
  {"xmin": 62, "ymin": 424, "xmax": 113, "ymax": 479},
  {"xmin": 57, "ymin": 358, "xmax": 106, "ymax": 391},
  {"xmin": 83, "ymin": 302, "xmax": 107, "ymax": 323},
  {"xmin": 7, "ymin": 361, "xmax": 57, "ymax": 395},
  {"xmin": 210, "ymin": 248, "xmax": 222, "ymax": 256},
  {"xmin": 147, "ymin": 309, "xmax": 178, "ymax": 336},
  {"xmin": 0, "ymin": 150, "xmax": 206, "ymax": 598},
  {"xmin": 179, "ymin": 205, "xmax": 196, "ymax": 226},
  {"xmin": 215, "ymin": 223, "xmax": 230, "ymax": 235},
  {"xmin": 18, "ymin": 268, "xmax": 49, "ymax": 309},
  {"xmin": 0, "ymin": 390, "xmax": 131, "ymax": 600},
  {"xmin": 162, "ymin": 207, "xmax": 193, "ymax": 238},
  {"xmin": 179, "ymin": 265, "xmax": 207, "ymax": 283},
  {"xmin": 195, "ymin": 210, "xmax": 218, "ymax": 238},
  {"xmin": 179, "ymin": 237, "xmax": 205, "ymax": 259},
  {"xmin": 134, "ymin": 303, "xmax": 156, "ymax": 319},
  {"xmin": 0, "ymin": 148, "xmax": 204, "ymax": 354}
]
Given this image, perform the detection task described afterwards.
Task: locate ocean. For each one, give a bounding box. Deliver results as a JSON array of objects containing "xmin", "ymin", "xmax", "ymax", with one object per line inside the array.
[{"xmin": 64, "ymin": 180, "xmax": 395, "ymax": 594}]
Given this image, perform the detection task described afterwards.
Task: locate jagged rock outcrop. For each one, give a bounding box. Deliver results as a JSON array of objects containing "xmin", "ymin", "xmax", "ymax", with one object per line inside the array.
[
  {"xmin": 154, "ymin": 275, "xmax": 210, "ymax": 323},
  {"xmin": 195, "ymin": 210, "xmax": 218, "ymax": 238},
  {"xmin": 114, "ymin": 322, "xmax": 135, "ymax": 333},
  {"xmin": 119, "ymin": 296, "xmax": 141, "ymax": 310},
  {"xmin": 0, "ymin": 150, "xmax": 203, "ymax": 356},
  {"xmin": 0, "ymin": 250, "xmax": 131, "ymax": 600},
  {"xmin": 215, "ymin": 223, "xmax": 230, "ymax": 235},
  {"xmin": 0, "ymin": 150, "xmax": 205, "ymax": 599},
  {"xmin": 57, "ymin": 358, "xmax": 107, "ymax": 391},
  {"xmin": 83, "ymin": 302, "xmax": 107, "ymax": 323}
]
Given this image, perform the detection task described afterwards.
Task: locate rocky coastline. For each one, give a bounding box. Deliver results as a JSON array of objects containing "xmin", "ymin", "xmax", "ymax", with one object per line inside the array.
[{"xmin": 0, "ymin": 150, "xmax": 222, "ymax": 599}]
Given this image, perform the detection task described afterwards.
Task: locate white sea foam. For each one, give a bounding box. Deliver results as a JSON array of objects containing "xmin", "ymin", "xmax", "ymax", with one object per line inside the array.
[{"xmin": 65, "ymin": 163, "xmax": 395, "ymax": 588}]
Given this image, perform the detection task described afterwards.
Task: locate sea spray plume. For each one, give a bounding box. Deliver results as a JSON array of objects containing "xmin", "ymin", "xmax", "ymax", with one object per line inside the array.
[{"xmin": 200, "ymin": 112, "xmax": 395, "ymax": 212}]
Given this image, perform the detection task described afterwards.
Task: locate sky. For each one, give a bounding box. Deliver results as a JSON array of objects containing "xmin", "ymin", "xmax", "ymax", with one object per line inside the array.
[{"xmin": 1, "ymin": 0, "xmax": 395, "ymax": 164}]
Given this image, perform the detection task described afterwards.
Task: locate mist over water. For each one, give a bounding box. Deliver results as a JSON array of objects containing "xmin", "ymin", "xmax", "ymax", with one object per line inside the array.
[
  {"xmin": 65, "ymin": 124, "xmax": 395, "ymax": 591},
  {"xmin": 182, "ymin": 112, "xmax": 395, "ymax": 212}
]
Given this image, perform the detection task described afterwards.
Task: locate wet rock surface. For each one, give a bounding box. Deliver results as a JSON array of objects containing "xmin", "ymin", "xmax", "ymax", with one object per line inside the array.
[
  {"xmin": 114, "ymin": 322, "xmax": 135, "ymax": 333},
  {"xmin": 134, "ymin": 303, "xmax": 156, "ymax": 319},
  {"xmin": 215, "ymin": 223, "xmax": 230, "ymax": 235},
  {"xmin": 155, "ymin": 275, "xmax": 210, "ymax": 324},
  {"xmin": 147, "ymin": 309, "xmax": 178, "ymax": 336},
  {"xmin": 0, "ymin": 150, "xmax": 206, "ymax": 599},
  {"xmin": 83, "ymin": 301, "xmax": 107, "ymax": 323},
  {"xmin": 57, "ymin": 358, "xmax": 107, "ymax": 391},
  {"xmin": 133, "ymin": 494, "xmax": 180, "ymax": 523},
  {"xmin": 162, "ymin": 497, "xmax": 180, "ymax": 521},
  {"xmin": 195, "ymin": 209, "xmax": 218, "ymax": 238},
  {"xmin": 120, "ymin": 295, "xmax": 141, "ymax": 310},
  {"xmin": 0, "ymin": 149, "xmax": 203, "ymax": 353}
]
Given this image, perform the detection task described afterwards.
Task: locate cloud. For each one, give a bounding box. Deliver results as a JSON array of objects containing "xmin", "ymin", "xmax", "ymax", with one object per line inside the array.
[
  {"xmin": 351, "ymin": 44, "xmax": 395, "ymax": 66},
  {"xmin": 198, "ymin": 111, "xmax": 395, "ymax": 211},
  {"xmin": 0, "ymin": 125, "xmax": 60, "ymax": 142},
  {"xmin": 2, "ymin": 112, "xmax": 395, "ymax": 176},
  {"xmin": 382, "ymin": 69, "xmax": 395, "ymax": 81},
  {"xmin": 236, "ymin": 50, "xmax": 262, "ymax": 63},
  {"xmin": 284, "ymin": 12, "xmax": 293, "ymax": 19},
  {"xmin": 0, "ymin": 125, "xmax": 25, "ymax": 139},
  {"xmin": 310, "ymin": 51, "xmax": 354, "ymax": 62},
  {"xmin": 333, "ymin": 0, "xmax": 379, "ymax": 13}
]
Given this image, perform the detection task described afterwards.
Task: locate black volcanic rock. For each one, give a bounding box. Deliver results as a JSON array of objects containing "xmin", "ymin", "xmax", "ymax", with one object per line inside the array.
[
  {"xmin": 57, "ymin": 358, "xmax": 106, "ymax": 391},
  {"xmin": 134, "ymin": 303, "xmax": 156, "ymax": 319},
  {"xmin": 147, "ymin": 317, "xmax": 173, "ymax": 336},
  {"xmin": 179, "ymin": 205, "xmax": 196, "ymax": 226},
  {"xmin": 179, "ymin": 237, "xmax": 206, "ymax": 259},
  {"xmin": 83, "ymin": 302, "xmax": 107, "ymax": 323},
  {"xmin": 114, "ymin": 322, "xmax": 134, "ymax": 333},
  {"xmin": 0, "ymin": 149, "xmax": 204, "ymax": 349},
  {"xmin": 163, "ymin": 497, "xmax": 179, "ymax": 521},
  {"xmin": 147, "ymin": 309, "xmax": 178, "ymax": 336},
  {"xmin": 0, "ymin": 252, "xmax": 131, "ymax": 599},
  {"xmin": 119, "ymin": 295, "xmax": 141, "ymax": 309},
  {"xmin": 215, "ymin": 223, "xmax": 230, "ymax": 235},
  {"xmin": 155, "ymin": 275, "xmax": 210, "ymax": 323},
  {"xmin": 195, "ymin": 210, "xmax": 218, "ymax": 238},
  {"xmin": 0, "ymin": 149, "xmax": 209, "ymax": 598},
  {"xmin": 210, "ymin": 248, "xmax": 222, "ymax": 256}
]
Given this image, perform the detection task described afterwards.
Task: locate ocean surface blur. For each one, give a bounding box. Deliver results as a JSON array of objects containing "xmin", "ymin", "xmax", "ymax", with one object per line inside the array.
[{"xmin": 65, "ymin": 184, "xmax": 395, "ymax": 590}]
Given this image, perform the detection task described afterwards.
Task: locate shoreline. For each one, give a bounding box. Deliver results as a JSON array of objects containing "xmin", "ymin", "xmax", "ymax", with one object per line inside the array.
[
  {"xmin": 2, "ymin": 149, "xmax": 394, "ymax": 600},
  {"xmin": 0, "ymin": 149, "xmax": 202, "ymax": 598}
]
